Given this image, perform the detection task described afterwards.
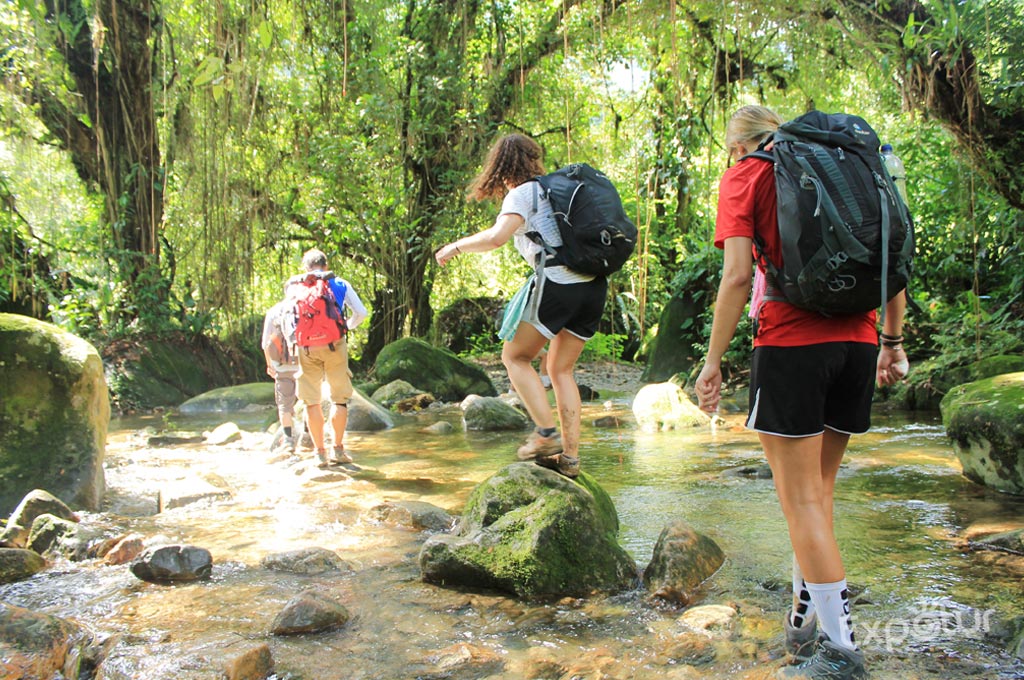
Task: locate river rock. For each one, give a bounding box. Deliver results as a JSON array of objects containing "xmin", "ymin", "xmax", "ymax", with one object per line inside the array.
[
  {"xmin": 347, "ymin": 390, "xmax": 395, "ymax": 431},
  {"xmin": 460, "ymin": 395, "xmax": 530, "ymax": 432},
  {"xmin": 367, "ymin": 500, "xmax": 455, "ymax": 532},
  {"xmin": 103, "ymin": 534, "xmax": 146, "ymax": 565},
  {"xmin": 27, "ymin": 513, "xmax": 79, "ymax": 555},
  {"xmin": 260, "ymin": 547, "xmax": 352, "ymax": 575},
  {"xmin": 0, "ymin": 602, "xmax": 94, "ymax": 678},
  {"xmin": 158, "ymin": 476, "xmax": 232, "ymax": 511},
  {"xmin": 0, "ymin": 489, "xmax": 77, "ymax": 548},
  {"xmin": 204, "ymin": 422, "xmax": 242, "ymax": 445},
  {"xmin": 677, "ymin": 604, "xmax": 737, "ymax": 637},
  {"xmin": 941, "ymin": 372, "xmax": 1024, "ymax": 495},
  {"xmin": 0, "ymin": 547, "xmax": 46, "ymax": 583},
  {"xmin": 632, "ymin": 383, "xmax": 710, "ymax": 432},
  {"xmin": 371, "ymin": 379, "xmax": 423, "ymax": 409},
  {"xmin": 224, "ymin": 643, "xmax": 274, "ymax": 680},
  {"xmin": 0, "ymin": 314, "xmax": 108, "ymax": 514},
  {"xmin": 643, "ymin": 520, "xmax": 725, "ymax": 605},
  {"xmin": 416, "ymin": 642, "xmax": 506, "ymax": 680},
  {"xmin": 395, "ymin": 393, "xmax": 436, "ymax": 413},
  {"xmin": 897, "ymin": 354, "xmax": 1024, "ymax": 411},
  {"xmin": 421, "ymin": 421, "xmax": 455, "ymax": 435},
  {"xmin": 419, "ymin": 463, "xmax": 638, "ymax": 597},
  {"xmin": 270, "ymin": 589, "xmax": 350, "ymax": 635},
  {"xmin": 130, "ymin": 544, "xmax": 213, "ymax": 582},
  {"xmin": 374, "ymin": 337, "xmax": 496, "ymax": 402},
  {"xmin": 178, "ymin": 383, "xmax": 275, "ymax": 413}
]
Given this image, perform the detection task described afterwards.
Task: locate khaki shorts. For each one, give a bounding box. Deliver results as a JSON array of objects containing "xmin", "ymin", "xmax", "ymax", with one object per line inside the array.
[
  {"xmin": 274, "ymin": 371, "xmax": 298, "ymax": 418},
  {"xmin": 296, "ymin": 341, "xmax": 353, "ymax": 405}
]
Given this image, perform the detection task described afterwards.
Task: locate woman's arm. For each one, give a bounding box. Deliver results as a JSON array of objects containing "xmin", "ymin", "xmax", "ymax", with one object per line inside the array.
[
  {"xmin": 876, "ymin": 289, "xmax": 908, "ymax": 386},
  {"xmin": 695, "ymin": 237, "xmax": 754, "ymax": 413},
  {"xmin": 435, "ymin": 213, "xmax": 524, "ymax": 267}
]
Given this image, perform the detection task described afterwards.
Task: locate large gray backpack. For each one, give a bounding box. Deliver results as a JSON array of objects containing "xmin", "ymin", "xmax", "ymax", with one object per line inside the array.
[{"xmin": 747, "ymin": 111, "xmax": 914, "ymax": 319}]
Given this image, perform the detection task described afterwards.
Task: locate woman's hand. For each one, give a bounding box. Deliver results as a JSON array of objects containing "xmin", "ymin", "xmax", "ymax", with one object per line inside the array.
[
  {"xmin": 876, "ymin": 345, "xmax": 909, "ymax": 386},
  {"xmin": 435, "ymin": 243, "xmax": 460, "ymax": 267},
  {"xmin": 695, "ymin": 362, "xmax": 723, "ymax": 414}
]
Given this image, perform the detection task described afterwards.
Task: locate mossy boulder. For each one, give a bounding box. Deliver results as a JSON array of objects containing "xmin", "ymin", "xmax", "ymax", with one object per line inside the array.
[
  {"xmin": 941, "ymin": 372, "xmax": 1024, "ymax": 495},
  {"xmin": 0, "ymin": 314, "xmax": 108, "ymax": 515},
  {"xmin": 0, "ymin": 602, "xmax": 95, "ymax": 678},
  {"xmin": 374, "ymin": 337, "xmax": 496, "ymax": 402},
  {"xmin": 461, "ymin": 395, "xmax": 530, "ymax": 432},
  {"xmin": 418, "ymin": 463, "xmax": 638, "ymax": 598},
  {"xmin": 179, "ymin": 382, "xmax": 275, "ymax": 413},
  {"xmin": 894, "ymin": 354, "xmax": 1024, "ymax": 411},
  {"xmin": 102, "ymin": 332, "xmax": 255, "ymax": 412}
]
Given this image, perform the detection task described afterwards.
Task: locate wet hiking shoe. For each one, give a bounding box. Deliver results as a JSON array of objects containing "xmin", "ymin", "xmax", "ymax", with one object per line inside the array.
[
  {"xmin": 536, "ymin": 453, "xmax": 580, "ymax": 479},
  {"xmin": 299, "ymin": 431, "xmax": 315, "ymax": 451},
  {"xmin": 776, "ymin": 640, "xmax": 867, "ymax": 679},
  {"xmin": 330, "ymin": 447, "xmax": 353, "ymax": 466},
  {"xmin": 785, "ymin": 611, "xmax": 820, "ymax": 661},
  {"xmin": 315, "ymin": 448, "xmax": 330, "ymax": 469},
  {"xmin": 516, "ymin": 431, "xmax": 563, "ymax": 460}
]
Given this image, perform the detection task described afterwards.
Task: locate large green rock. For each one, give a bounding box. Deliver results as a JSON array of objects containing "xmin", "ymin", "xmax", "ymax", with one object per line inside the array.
[
  {"xmin": 895, "ymin": 354, "xmax": 1024, "ymax": 411},
  {"xmin": 178, "ymin": 382, "xmax": 275, "ymax": 413},
  {"xmin": 373, "ymin": 337, "xmax": 495, "ymax": 402},
  {"xmin": 941, "ymin": 372, "xmax": 1024, "ymax": 495},
  {"xmin": 418, "ymin": 463, "xmax": 638, "ymax": 597},
  {"xmin": 0, "ymin": 314, "xmax": 108, "ymax": 514}
]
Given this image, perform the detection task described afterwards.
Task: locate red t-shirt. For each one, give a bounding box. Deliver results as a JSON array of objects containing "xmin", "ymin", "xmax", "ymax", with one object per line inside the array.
[{"xmin": 714, "ymin": 157, "xmax": 878, "ymax": 347}]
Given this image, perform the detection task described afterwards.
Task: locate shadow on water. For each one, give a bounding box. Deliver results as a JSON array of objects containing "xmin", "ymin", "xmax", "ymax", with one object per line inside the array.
[{"xmin": 2, "ymin": 401, "xmax": 1022, "ymax": 679}]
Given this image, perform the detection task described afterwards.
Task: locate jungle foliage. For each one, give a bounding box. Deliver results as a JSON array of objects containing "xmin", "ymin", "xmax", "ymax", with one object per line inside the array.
[{"xmin": 1, "ymin": 0, "xmax": 1021, "ymax": 376}]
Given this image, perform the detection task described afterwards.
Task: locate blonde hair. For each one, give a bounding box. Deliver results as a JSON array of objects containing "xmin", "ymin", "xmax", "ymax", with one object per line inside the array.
[
  {"xmin": 467, "ymin": 134, "xmax": 546, "ymax": 202},
  {"xmin": 726, "ymin": 105, "xmax": 783, "ymax": 154}
]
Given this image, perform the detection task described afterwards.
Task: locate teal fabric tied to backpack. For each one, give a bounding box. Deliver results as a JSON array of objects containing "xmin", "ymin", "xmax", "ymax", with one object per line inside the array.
[{"xmin": 499, "ymin": 275, "xmax": 536, "ymax": 342}]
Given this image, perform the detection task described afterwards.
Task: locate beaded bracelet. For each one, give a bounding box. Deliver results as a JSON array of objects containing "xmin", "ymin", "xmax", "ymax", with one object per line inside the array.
[{"xmin": 880, "ymin": 332, "xmax": 903, "ymax": 342}]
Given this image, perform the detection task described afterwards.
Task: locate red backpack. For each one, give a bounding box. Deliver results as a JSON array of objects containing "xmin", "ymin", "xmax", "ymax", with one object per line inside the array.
[{"xmin": 291, "ymin": 275, "xmax": 344, "ymax": 348}]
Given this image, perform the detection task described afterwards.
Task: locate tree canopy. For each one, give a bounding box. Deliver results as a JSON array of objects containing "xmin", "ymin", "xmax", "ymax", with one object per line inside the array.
[{"xmin": 2, "ymin": 0, "xmax": 1021, "ymax": 370}]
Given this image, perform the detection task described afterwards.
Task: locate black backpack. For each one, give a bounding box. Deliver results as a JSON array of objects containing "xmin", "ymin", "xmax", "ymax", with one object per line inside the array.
[
  {"xmin": 528, "ymin": 163, "xmax": 637, "ymax": 277},
  {"xmin": 747, "ymin": 111, "xmax": 914, "ymax": 318}
]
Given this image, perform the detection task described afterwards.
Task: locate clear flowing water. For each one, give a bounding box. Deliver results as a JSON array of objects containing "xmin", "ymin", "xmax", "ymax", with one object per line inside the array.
[{"xmin": 2, "ymin": 395, "xmax": 1022, "ymax": 679}]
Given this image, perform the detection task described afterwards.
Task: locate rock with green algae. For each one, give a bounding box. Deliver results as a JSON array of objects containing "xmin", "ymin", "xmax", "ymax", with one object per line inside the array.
[
  {"xmin": 941, "ymin": 371, "xmax": 1024, "ymax": 495},
  {"xmin": 418, "ymin": 463, "xmax": 638, "ymax": 598},
  {"xmin": 374, "ymin": 337, "xmax": 496, "ymax": 402},
  {"xmin": 0, "ymin": 602, "xmax": 95, "ymax": 678},
  {"xmin": 0, "ymin": 314, "xmax": 108, "ymax": 514}
]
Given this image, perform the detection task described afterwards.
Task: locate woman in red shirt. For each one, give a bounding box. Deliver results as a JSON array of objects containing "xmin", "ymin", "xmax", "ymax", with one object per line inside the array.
[{"xmin": 695, "ymin": 105, "xmax": 908, "ymax": 680}]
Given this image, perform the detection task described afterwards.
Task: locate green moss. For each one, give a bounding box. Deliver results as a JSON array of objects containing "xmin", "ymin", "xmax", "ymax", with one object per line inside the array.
[{"xmin": 941, "ymin": 372, "xmax": 1024, "ymax": 494}]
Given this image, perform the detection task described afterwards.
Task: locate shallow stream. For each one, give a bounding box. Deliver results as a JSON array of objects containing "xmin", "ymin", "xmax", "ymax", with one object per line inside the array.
[{"xmin": 2, "ymin": 392, "xmax": 1022, "ymax": 679}]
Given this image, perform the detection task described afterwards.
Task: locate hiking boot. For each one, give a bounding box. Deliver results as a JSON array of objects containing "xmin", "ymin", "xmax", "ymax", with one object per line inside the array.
[
  {"xmin": 536, "ymin": 453, "xmax": 580, "ymax": 479},
  {"xmin": 315, "ymin": 448, "xmax": 330, "ymax": 469},
  {"xmin": 784, "ymin": 611, "xmax": 819, "ymax": 661},
  {"xmin": 330, "ymin": 447, "xmax": 353, "ymax": 466},
  {"xmin": 516, "ymin": 431, "xmax": 563, "ymax": 460},
  {"xmin": 299, "ymin": 431, "xmax": 314, "ymax": 451},
  {"xmin": 776, "ymin": 640, "xmax": 867, "ymax": 679}
]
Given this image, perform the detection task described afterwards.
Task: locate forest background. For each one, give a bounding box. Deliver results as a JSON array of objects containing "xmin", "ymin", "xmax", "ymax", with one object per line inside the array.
[{"xmin": 2, "ymin": 0, "xmax": 1022, "ymax": 387}]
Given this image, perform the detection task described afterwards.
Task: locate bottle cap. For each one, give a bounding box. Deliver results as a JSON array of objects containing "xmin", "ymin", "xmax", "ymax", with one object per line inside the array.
[{"xmin": 880, "ymin": 143, "xmax": 893, "ymax": 153}]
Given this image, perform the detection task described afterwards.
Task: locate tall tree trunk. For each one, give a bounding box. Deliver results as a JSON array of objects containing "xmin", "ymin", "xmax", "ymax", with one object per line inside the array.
[{"xmin": 34, "ymin": 0, "xmax": 165, "ymax": 317}]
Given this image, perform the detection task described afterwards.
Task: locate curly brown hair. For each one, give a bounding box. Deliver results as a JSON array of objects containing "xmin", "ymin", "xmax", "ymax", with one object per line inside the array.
[{"xmin": 467, "ymin": 133, "xmax": 546, "ymax": 202}]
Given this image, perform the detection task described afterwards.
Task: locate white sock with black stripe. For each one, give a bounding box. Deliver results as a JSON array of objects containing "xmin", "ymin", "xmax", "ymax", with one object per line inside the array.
[
  {"xmin": 791, "ymin": 555, "xmax": 816, "ymax": 628},
  {"xmin": 805, "ymin": 578, "xmax": 857, "ymax": 650}
]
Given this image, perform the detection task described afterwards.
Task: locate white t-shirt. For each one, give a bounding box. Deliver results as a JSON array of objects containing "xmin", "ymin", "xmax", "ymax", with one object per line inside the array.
[{"xmin": 500, "ymin": 182, "xmax": 595, "ymax": 284}]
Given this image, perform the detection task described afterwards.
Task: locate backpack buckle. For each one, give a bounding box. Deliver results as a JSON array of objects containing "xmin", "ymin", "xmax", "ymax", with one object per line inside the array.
[{"xmin": 826, "ymin": 252, "xmax": 849, "ymax": 270}]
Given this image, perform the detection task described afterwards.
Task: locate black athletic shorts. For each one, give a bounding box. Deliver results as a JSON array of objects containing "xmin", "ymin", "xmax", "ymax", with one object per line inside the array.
[
  {"xmin": 745, "ymin": 342, "xmax": 877, "ymax": 437},
  {"xmin": 527, "ymin": 276, "xmax": 608, "ymax": 341}
]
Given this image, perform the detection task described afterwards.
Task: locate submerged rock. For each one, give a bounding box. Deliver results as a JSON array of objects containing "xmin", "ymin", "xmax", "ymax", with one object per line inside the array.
[
  {"xmin": 367, "ymin": 500, "xmax": 455, "ymax": 532},
  {"xmin": 419, "ymin": 463, "xmax": 638, "ymax": 597},
  {"xmin": 941, "ymin": 372, "xmax": 1024, "ymax": 495},
  {"xmin": 260, "ymin": 547, "xmax": 351, "ymax": 575},
  {"xmin": 0, "ymin": 314, "xmax": 108, "ymax": 514},
  {"xmin": 130, "ymin": 544, "xmax": 213, "ymax": 582},
  {"xmin": 371, "ymin": 379, "xmax": 423, "ymax": 409},
  {"xmin": 270, "ymin": 589, "xmax": 350, "ymax": 635}
]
